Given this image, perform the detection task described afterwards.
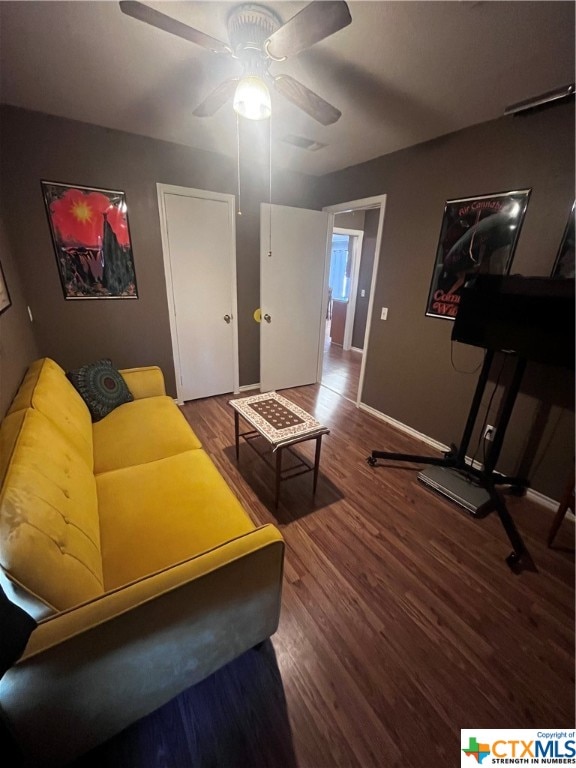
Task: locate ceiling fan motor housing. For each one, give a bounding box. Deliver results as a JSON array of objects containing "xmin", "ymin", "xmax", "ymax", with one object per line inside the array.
[{"xmin": 227, "ymin": 4, "xmax": 281, "ymax": 62}]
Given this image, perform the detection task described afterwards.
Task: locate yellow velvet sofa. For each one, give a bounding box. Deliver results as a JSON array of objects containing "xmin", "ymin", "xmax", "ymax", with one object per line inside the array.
[{"xmin": 0, "ymin": 358, "xmax": 284, "ymax": 766}]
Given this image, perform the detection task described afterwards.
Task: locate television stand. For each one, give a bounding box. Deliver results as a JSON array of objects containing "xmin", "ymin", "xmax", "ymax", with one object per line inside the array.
[{"xmin": 367, "ymin": 350, "xmax": 531, "ymax": 571}]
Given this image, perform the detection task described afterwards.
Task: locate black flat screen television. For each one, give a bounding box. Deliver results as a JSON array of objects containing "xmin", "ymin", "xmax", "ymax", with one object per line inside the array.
[{"xmin": 451, "ymin": 274, "xmax": 575, "ymax": 369}]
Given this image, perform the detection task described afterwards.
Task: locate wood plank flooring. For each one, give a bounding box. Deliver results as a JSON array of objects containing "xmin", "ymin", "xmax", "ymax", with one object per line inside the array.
[
  {"xmin": 321, "ymin": 337, "xmax": 362, "ymax": 402},
  {"xmin": 75, "ymin": 384, "xmax": 574, "ymax": 767},
  {"xmin": 182, "ymin": 384, "xmax": 574, "ymax": 766}
]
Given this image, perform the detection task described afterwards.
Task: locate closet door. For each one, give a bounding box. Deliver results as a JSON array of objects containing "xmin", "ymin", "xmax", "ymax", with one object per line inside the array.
[{"xmin": 158, "ymin": 185, "xmax": 238, "ymax": 401}]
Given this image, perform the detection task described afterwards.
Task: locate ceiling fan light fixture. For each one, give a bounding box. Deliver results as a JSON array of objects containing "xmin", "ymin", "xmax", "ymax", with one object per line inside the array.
[
  {"xmin": 121, "ymin": 1, "xmax": 351, "ymax": 124},
  {"xmin": 233, "ymin": 76, "xmax": 271, "ymax": 120}
]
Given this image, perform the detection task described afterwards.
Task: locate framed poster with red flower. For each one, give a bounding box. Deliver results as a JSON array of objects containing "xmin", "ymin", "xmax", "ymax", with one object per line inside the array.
[{"xmin": 41, "ymin": 181, "xmax": 138, "ymax": 299}]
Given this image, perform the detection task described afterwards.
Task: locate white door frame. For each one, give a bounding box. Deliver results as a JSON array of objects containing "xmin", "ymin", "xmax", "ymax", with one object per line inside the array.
[
  {"xmin": 157, "ymin": 183, "xmax": 239, "ymax": 404},
  {"xmin": 322, "ymin": 195, "xmax": 387, "ymax": 407},
  {"xmin": 332, "ymin": 226, "xmax": 365, "ymax": 351}
]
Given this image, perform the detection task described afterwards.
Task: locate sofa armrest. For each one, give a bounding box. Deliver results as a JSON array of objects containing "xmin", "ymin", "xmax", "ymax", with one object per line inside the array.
[
  {"xmin": 0, "ymin": 525, "xmax": 284, "ymax": 767},
  {"xmin": 119, "ymin": 366, "xmax": 166, "ymax": 399}
]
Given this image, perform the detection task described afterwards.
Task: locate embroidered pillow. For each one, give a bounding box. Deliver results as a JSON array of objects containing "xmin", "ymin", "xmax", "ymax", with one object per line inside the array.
[{"xmin": 66, "ymin": 359, "xmax": 134, "ymax": 422}]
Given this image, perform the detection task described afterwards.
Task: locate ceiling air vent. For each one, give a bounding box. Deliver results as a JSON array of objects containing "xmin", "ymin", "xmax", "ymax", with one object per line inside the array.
[{"xmin": 281, "ymin": 134, "xmax": 327, "ymax": 152}]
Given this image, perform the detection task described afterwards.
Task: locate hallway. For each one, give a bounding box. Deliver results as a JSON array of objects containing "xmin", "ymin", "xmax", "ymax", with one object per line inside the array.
[{"xmin": 321, "ymin": 334, "xmax": 362, "ymax": 402}]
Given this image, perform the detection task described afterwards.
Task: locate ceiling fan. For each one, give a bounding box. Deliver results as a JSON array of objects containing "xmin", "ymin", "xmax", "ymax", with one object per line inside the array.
[{"xmin": 119, "ymin": 1, "xmax": 352, "ymax": 125}]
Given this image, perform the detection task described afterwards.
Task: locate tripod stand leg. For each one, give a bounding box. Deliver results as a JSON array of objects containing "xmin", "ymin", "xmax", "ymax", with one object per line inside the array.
[
  {"xmin": 485, "ymin": 480, "xmax": 532, "ymax": 572},
  {"xmin": 368, "ymin": 451, "xmax": 458, "ymax": 467}
]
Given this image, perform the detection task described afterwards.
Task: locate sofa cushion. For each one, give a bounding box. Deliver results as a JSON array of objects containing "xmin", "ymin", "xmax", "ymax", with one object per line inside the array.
[
  {"xmin": 67, "ymin": 359, "xmax": 134, "ymax": 422},
  {"xmin": 119, "ymin": 366, "xmax": 166, "ymax": 399},
  {"xmin": 7, "ymin": 358, "xmax": 93, "ymax": 468},
  {"xmin": 0, "ymin": 409, "xmax": 104, "ymax": 613},
  {"xmin": 92, "ymin": 396, "xmax": 202, "ymax": 474},
  {"xmin": 97, "ymin": 450, "xmax": 255, "ymax": 590},
  {"xmin": 0, "ymin": 410, "xmax": 55, "ymax": 619}
]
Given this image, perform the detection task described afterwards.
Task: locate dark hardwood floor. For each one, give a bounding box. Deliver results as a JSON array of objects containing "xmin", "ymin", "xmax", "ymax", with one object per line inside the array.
[
  {"xmin": 321, "ymin": 335, "xmax": 362, "ymax": 402},
  {"xmin": 75, "ymin": 384, "xmax": 574, "ymax": 767}
]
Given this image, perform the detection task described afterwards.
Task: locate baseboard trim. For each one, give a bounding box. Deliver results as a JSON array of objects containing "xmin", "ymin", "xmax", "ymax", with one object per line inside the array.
[
  {"xmin": 525, "ymin": 487, "xmax": 562, "ymax": 513},
  {"xmin": 239, "ymin": 383, "xmax": 260, "ymax": 392},
  {"xmin": 358, "ymin": 402, "xmax": 562, "ymax": 511},
  {"xmin": 359, "ymin": 402, "xmax": 449, "ymax": 455},
  {"xmin": 351, "ymin": 346, "xmax": 364, "ymax": 354}
]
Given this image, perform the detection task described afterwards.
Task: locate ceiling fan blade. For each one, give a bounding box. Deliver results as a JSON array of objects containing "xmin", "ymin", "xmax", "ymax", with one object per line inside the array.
[
  {"xmin": 119, "ymin": 1, "xmax": 231, "ymax": 54},
  {"xmin": 273, "ymin": 75, "xmax": 341, "ymax": 126},
  {"xmin": 193, "ymin": 78, "xmax": 239, "ymax": 117},
  {"xmin": 265, "ymin": 1, "xmax": 351, "ymax": 60}
]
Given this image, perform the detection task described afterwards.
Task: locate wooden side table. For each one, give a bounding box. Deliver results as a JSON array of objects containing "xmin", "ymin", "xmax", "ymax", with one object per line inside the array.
[{"xmin": 230, "ymin": 392, "xmax": 330, "ymax": 508}]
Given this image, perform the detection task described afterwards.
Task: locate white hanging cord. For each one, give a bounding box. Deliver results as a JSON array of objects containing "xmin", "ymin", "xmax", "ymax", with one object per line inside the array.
[
  {"xmin": 268, "ymin": 111, "xmax": 272, "ymax": 257},
  {"xmin": 236, "ymin": 112, "xmax": 242, "ymax": 217}
]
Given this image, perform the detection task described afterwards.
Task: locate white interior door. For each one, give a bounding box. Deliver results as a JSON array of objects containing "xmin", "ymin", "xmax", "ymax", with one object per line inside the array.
[
  {"xmin": 260, "ymin": 203, "xmax": 331, "ymax": 392},
  {"xmin": 158, "ymin": 185, "xmax": 238, "ymax": 402}
]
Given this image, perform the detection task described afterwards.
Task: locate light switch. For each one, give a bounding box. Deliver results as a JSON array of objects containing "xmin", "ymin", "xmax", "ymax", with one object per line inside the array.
[{"xmin": 381, "ymin": 307, "xmax": 388, "ymax": 320}]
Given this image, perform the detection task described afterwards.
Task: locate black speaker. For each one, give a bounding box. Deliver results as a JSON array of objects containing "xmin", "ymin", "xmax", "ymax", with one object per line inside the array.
[{"xmin": 452, "ymin": 275, "xmax": 575, "ymax": 369}]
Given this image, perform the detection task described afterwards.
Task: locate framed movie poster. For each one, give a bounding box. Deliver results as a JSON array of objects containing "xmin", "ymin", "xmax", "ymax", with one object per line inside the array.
[
  {"xmin": 551, "ymin": 201, "xmax": 575, "ymax": 279},
  {"xmin": 425, "ymin": 189, "xmax": 531, "ymax": 320},
  {"xmin": 0, "ymin": 259, "xmax": 11, "ymax": 316},
  {"xmin": 41, "ymin": 181, "xmax": 138, "ymax": 299}
]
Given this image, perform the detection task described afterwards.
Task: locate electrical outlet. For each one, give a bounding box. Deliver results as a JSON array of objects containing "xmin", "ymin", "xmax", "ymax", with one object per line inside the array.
[
  {"xmin": 483, "ymin": 425, "xmax": 496, "ymax": 441},
  {"xmin": 381, "ymin": 307, "xmax": 388, "ymax": 320}
]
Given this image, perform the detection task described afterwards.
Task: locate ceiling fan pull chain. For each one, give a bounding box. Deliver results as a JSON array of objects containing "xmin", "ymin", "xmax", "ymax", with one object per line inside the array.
[
  {"xmin": 236, "ymin": 112, "xmax": 242, "ymax": 217},
  {"xmin": 268, "ymin": 111, "xmax": 273, "ymax": 258}
]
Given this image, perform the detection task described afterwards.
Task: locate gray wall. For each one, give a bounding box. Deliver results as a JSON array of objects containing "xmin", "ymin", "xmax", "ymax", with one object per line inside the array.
[
  {"xmin": 314, "ymin": 103, "xmax": 575, "ymax": 499},
  {"xmin": 0, "ymin": 106, "xmax": 314, "ymax": 394},
  {"xmin": 351, "ymin": 209, "xmax": 379, "ymax": 350},
  {"xmin": 1, "ymin": 102, "xmax": 573, "ymax": 498},
  {"xmin": 334, "ymin": 210, "xmax": 365, "ymax": 230},
  {"xmin": 0, "ymin": 215, "xmax": 39, "ymax": 416}
]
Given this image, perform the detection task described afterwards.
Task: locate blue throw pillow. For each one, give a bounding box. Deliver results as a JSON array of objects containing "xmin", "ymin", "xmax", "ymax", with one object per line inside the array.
[{"xmin": 67, "ymin": 358, "xmax": 134, "ymax": 422}]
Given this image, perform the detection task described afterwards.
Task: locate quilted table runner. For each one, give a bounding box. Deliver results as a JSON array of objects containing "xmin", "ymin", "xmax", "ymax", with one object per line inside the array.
[{"xmin": 230, "ymin": 392, "xmax": 329, "ymax": 449}]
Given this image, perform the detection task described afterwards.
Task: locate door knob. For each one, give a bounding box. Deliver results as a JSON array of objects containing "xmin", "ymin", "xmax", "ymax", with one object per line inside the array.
[
  {"xmin": 264, "ymin": 313, "xmax": 271, "ymax": 323},
  {"xmin": 223, "ymin": 314, "xmax": 231, "ymax": 323}
]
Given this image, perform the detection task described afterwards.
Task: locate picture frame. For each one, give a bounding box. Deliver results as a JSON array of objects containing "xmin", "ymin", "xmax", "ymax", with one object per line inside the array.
[
  {"xmin": 551, "ymin": 201, "xmax": 575, "ymax": 279},
  {"xmin": 41, "ymin": 181, "xmax": 138, "ymax": 299},
  {"xmin": 0, "ymin": 259, "xmax": 11, "ymax": 316},
  {"xmin": 425, "ymin": 188, "xmax": 531, "ymax": 320}
]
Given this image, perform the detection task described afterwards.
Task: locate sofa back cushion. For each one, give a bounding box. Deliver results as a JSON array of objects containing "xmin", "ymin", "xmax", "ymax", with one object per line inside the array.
[
  {"xmin": 0, "ymin": 408, "xmax": 104, "ymax": 616},
  {"xmin": 8, "ymin": 358, "xmax": 93, "ymax": 468}
]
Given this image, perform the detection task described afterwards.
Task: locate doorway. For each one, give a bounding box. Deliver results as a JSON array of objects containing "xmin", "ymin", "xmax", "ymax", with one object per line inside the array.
[
  {"xmin": 323, "ymin": 227, "xmax": 364, "ymax": 401},
  {"xmin": 327, "ymin": 227, "xmax": 364, "ymax": 349},
  {"xmin": 258, "ymin": 196, "xmax": 386, "ymax": 402},
  {"xmin": 321, "ymin": 196, "xmax": 387, "ymax": 405}
]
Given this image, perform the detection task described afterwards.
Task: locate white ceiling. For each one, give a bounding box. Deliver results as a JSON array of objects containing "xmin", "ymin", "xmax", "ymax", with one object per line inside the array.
[{"xmin": 1, "ymin": 1, "xmax": 574, "ymax": 176}]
